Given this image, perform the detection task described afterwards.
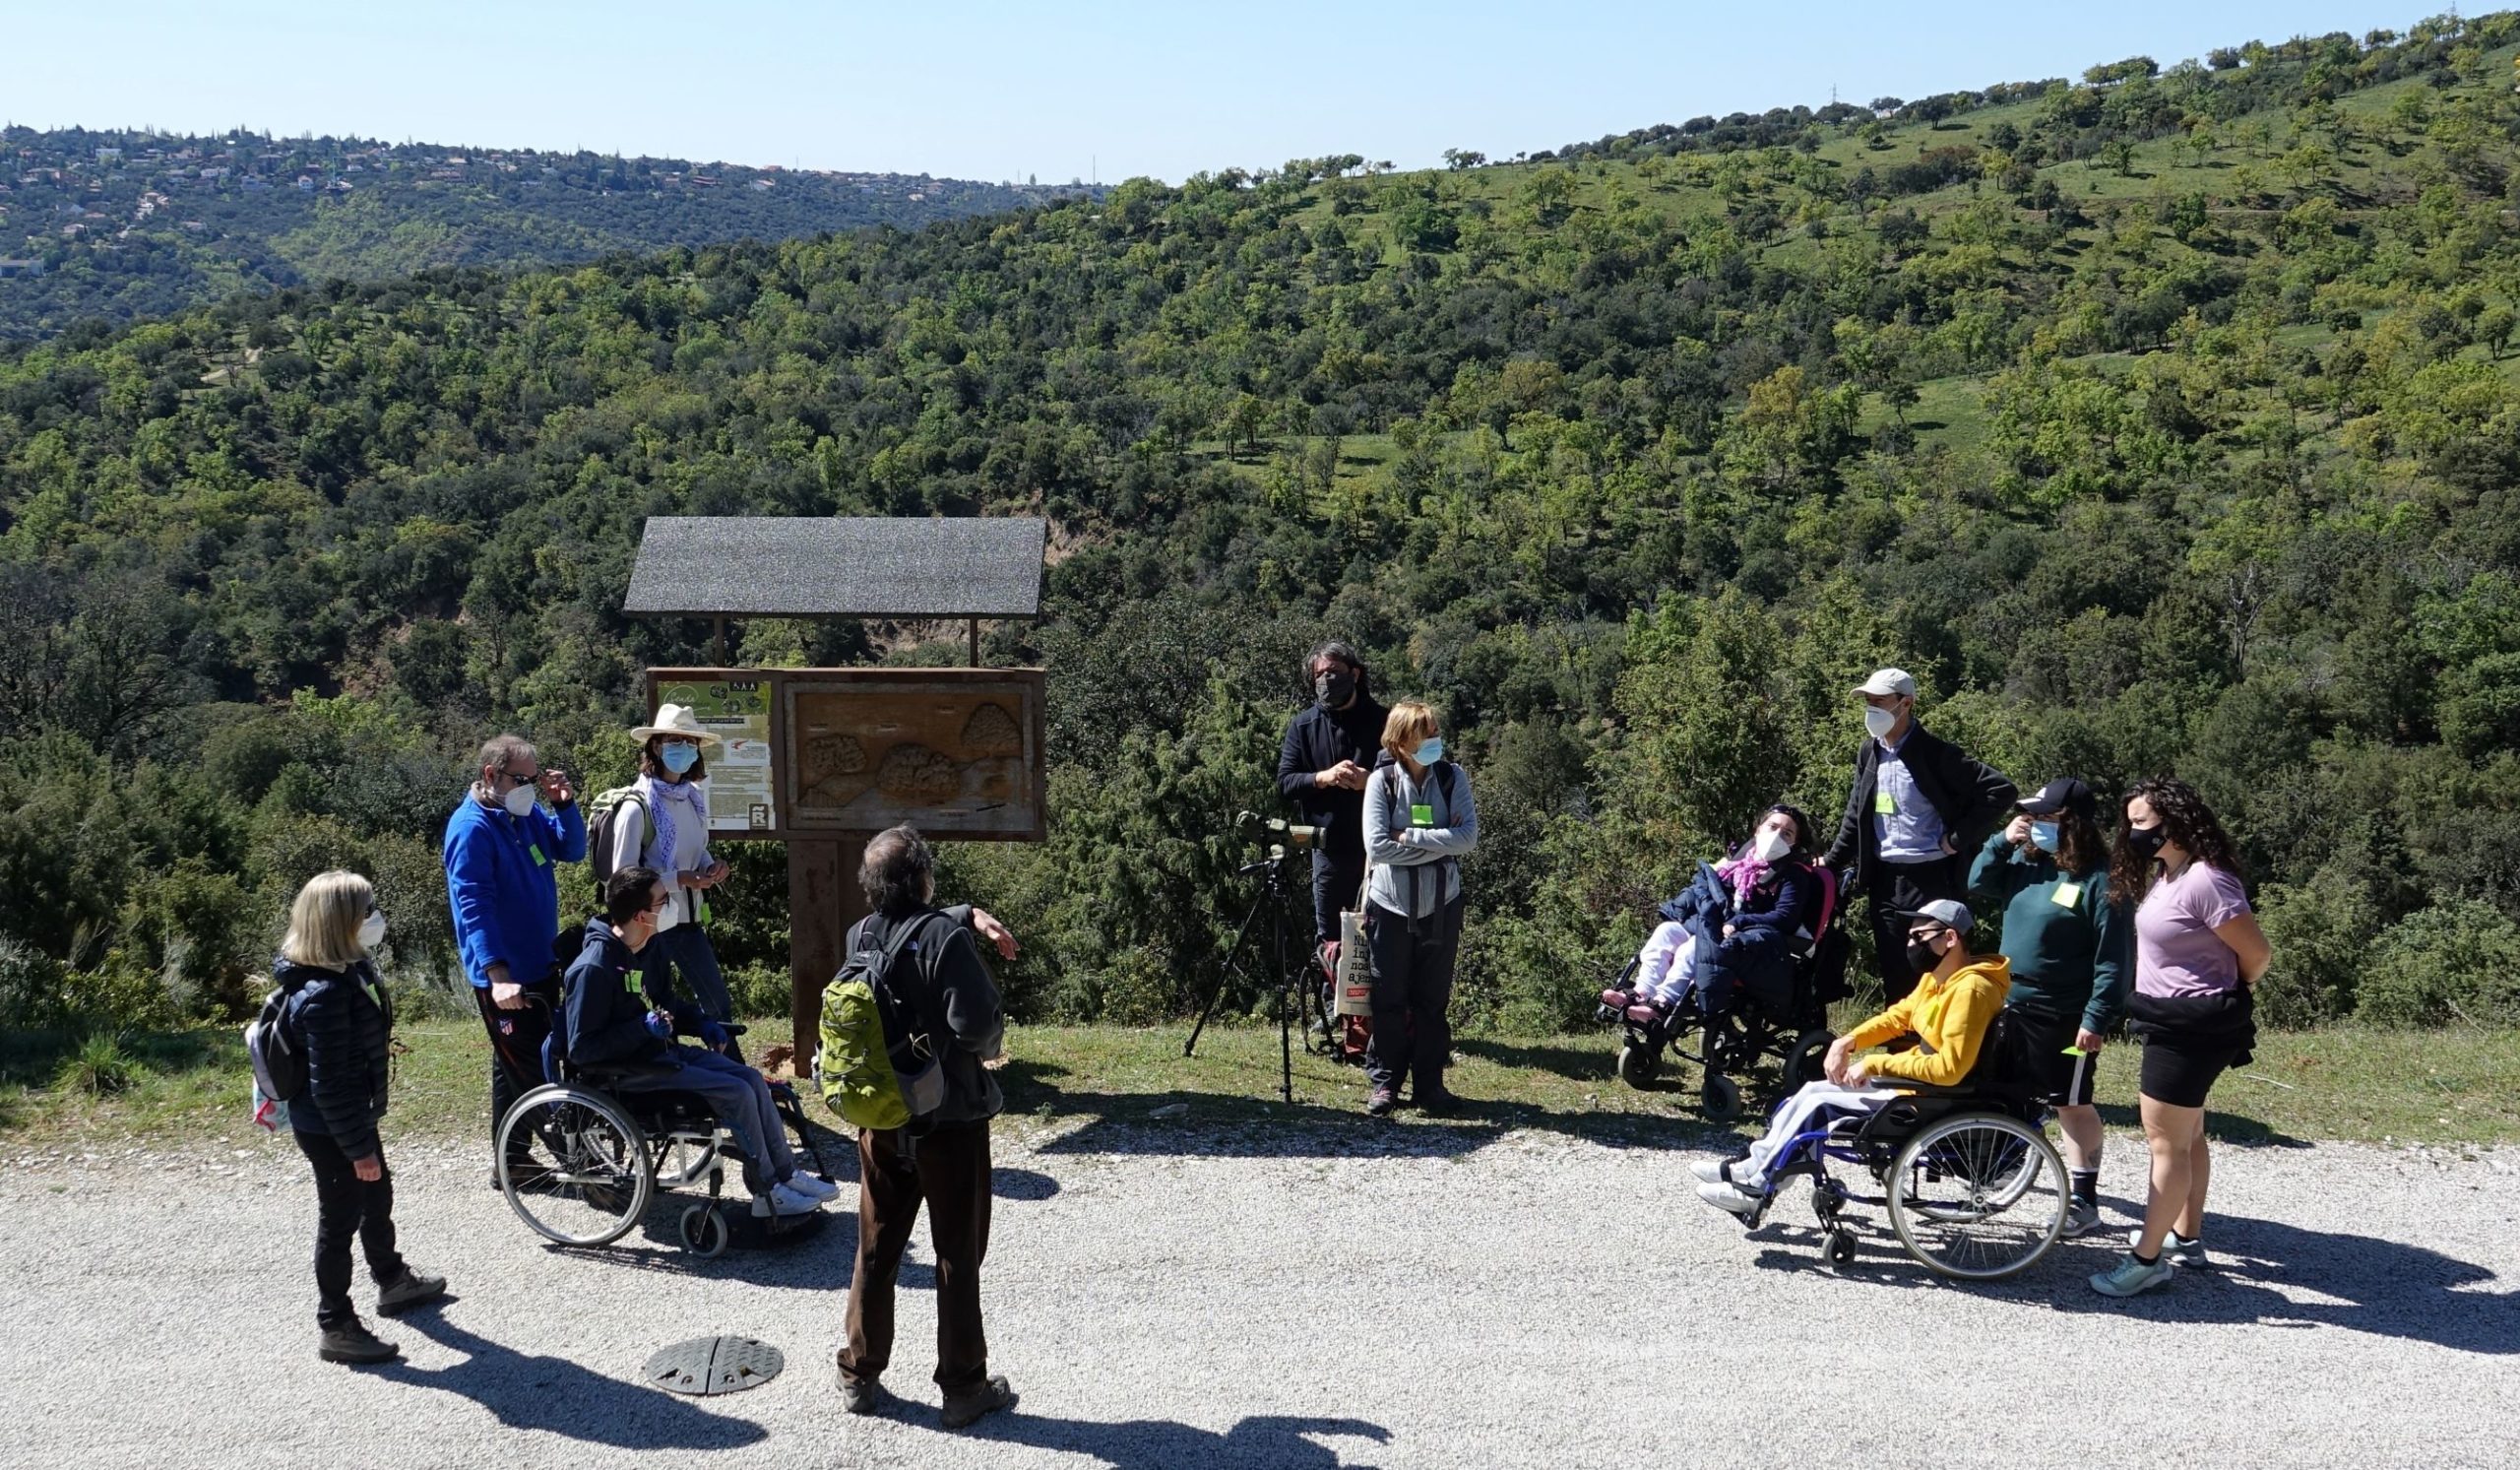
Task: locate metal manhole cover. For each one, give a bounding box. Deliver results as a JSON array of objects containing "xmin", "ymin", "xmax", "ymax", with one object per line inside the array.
[{"xmin": 645, "ymin": 1335, "xmax": 786, "ymax": 1396}]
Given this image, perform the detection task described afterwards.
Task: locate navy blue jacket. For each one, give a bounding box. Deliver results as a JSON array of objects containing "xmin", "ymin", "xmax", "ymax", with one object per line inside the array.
[
  {"xmin": 560, "ymin": 919, "xmax": 701, "ymax": 1069},
  {"xmin": 280, "ymin": 957, "xmax": 394, "ymax": 1161}
]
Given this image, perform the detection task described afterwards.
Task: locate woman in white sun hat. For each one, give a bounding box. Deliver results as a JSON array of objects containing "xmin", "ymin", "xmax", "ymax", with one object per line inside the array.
[{"xmin": 603, "ymin": 703, "xmax": 737, "ymax": 1036}]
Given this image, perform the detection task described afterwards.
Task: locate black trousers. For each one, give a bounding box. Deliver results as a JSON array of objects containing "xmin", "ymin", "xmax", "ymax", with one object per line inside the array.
[
  {"xmin": 473, "ymin": 976, "xmax": 560, "ymax": 1162},
  {"xmin": 1311, "ymin": 851, "xmax": 1366, "ymax": 948},
  {"xmin": 1363, "ymin": 894, "xmax": 1463, "ymax": 1095},
  {"xmin": 1869, "ymin": 857, "xmax": 1964, "ymax": 1003},
  {"xmin": 294, "ymin": 1129, "xmax": 406, "ymax": 1328},
  {"xmin": 837, "ymin": 1122, "xmax": 993, "ymax": 1395}
]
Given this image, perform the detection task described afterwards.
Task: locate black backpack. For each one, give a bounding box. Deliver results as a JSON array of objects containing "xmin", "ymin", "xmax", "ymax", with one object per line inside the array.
[{"xmin": 245, "ymin": 977, "xmax": 311, "ymax": 1103}]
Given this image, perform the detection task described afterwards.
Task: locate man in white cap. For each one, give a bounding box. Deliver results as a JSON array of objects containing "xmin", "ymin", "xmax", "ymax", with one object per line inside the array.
[{"xmin": 1820, "ymin": 669, "xmax": 2016, "ymax": 1001}]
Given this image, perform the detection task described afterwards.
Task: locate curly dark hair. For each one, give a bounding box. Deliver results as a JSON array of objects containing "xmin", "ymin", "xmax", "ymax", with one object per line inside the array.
[
  {"xmin": 2048, "ymin": 800, "xmax": 2109, "ymax": 879},
  {"xmin": 2110, "ymin": 775, "xmax": 2246, "ymax": 908}
]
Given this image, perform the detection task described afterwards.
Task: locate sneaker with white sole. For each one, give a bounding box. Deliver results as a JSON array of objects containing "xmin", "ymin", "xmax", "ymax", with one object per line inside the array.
[
  {"xmin": 2058, "ymin": 1199, "xmax": 2103, "ymax": 1238},
  {"xmin": 2126, "ymin": 1227, "xmax": 2206, "ymax": 1265},
  {"xmin": 1688, "ymin": 1158, "xmax": 1729, "ymax": 1185},
  {"xmin": 750, "ymin": 1182, "xmax": 824, "ymax": 1217},
  {"xmin": 784, "ymin": 1173, "xmax": 842, "ymax": 1202},
  {"xmin": 1696, "ymin": 1181, "xmax": 1760, "ymax": 1216},
  {"xmin": 2090, "ymin": 1250, "xmax": 2177, "ymax": 1298}
]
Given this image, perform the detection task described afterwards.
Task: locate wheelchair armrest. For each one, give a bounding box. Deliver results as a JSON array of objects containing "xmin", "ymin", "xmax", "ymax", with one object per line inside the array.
[{"xmin": 720, "ymin": 1022, "xmax": 748, "ymax": 1037}]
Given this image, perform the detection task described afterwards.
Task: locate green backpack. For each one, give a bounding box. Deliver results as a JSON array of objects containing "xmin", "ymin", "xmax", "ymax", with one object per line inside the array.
[{"xmin": 817, "ymin": 913, "xmax": 950, "ymax": 1132}]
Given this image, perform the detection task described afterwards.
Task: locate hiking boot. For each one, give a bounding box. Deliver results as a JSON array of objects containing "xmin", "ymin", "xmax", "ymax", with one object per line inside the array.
[
  {"xmin": 318, "ymin": 1319, "xmax": 400, "ymax": 1365},
  {"xmin": 2058, "ymin": 1199, "xmax": 2103, "ymax": 1239},
  {"xmin": 2090, "ymin": 1250, "xmax": 2176, "ymax": 1299},
  {"xmin": 375, "ymin": 1267, "xmax": 447, "ymax": 1316},
  {"xmin": 836, "ymin": 1367, "xmax": 882, "ymax": 1416},
  {"xmin": 940, "ymin": 1374, "xmax": 1017, "ymax": 1430},
  {"xmin": 1364, "ymin": 1087, "xmax": 1399, "ymax": 1118},
  {"xmin": 1415, "ymin": 1088, "xmax": 1462, "ymax": 1117},
  {"xmin": 2127, "ymin": 1227, "xmax": 2206, "ymax": 1266}
]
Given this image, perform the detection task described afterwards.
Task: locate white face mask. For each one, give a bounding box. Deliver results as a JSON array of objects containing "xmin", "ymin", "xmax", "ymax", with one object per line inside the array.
[
  {"xmin": 500, "ymin": 782, "xmax": 537, "ymax": 818},
  {"xmin": 1752, "ymin": 829, "xmax": 1791, "ymax": 863},
  {"xmin": 1863, "ymin": 705, "xmax": 1898, "ymax": 739},
  {"xmin": 357, "ymin": 911, "xmax": 388, "ymax": 951}
]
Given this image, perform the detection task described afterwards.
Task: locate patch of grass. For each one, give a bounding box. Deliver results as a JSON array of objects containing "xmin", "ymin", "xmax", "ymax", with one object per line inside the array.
[
  {"xmin": 52, "ymin": 1034, "xmax": 142, "ymax": 1098},
  {"xmin": 6, "ymin": 1016, "xmax": 2512, "ymax": 1152}
]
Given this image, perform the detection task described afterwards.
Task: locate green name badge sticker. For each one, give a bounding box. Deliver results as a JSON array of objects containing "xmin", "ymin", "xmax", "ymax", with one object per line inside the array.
[
  {"xmin": 1873, "ymin": 791, "xmax": 1896, "ymax": 815},
  {"xmin": 1411, "ymin": 803, "xmax": 1434, "ymax": 827},
  {"xmin": 529, "ymin": 845, "xmax": 548, "ymax": 867},
  {"xmin": 2051, "ymin": 881, "xmax": 2083, "ymax": 909}
]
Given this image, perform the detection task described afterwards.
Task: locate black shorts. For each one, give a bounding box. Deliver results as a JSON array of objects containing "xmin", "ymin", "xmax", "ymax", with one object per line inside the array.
[
  {"xmin": 2138, "ymin": 1034, "xmax": 2241, "ymax": 1110},
  {"xmin": 2013, "ymin": 1009, "xmax": 2098, "ymax": 1108}
]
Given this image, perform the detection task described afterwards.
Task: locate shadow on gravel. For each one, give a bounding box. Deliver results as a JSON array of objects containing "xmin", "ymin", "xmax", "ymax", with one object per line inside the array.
[
  {"xmin": 375, "ymin": 1305, "xmax": 769, "ymax": 1447},
  {"xmin": 1742, "ymin": 1209, "xmax": 2516, "ymax": 1354},
  {"xmin": 1010, "ymin": 1058, "xmax": 1711, "ymax": 1160},
  {"xmin": 963, "ymin": 1410, "xmax": 1391, "ymax": 1468}
]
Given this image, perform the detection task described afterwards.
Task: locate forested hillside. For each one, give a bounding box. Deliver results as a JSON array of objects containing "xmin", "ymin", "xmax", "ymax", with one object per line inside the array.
[
  {"xmin": 0, "ymin": 126, "xmax": 1088, "ymax": 341},
  {"xmin": 4, "ymin": 15, "xmax": 2519, "ymax": 1037}
]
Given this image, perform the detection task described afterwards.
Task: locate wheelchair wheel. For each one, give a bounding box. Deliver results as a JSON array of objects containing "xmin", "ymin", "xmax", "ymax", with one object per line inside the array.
[
  {"xmin": 678, "ymin": 1203, "xmax": 730, "ymax": 1258},
  {"xmin": 1885, "ymin": 1112, "xmax": 2065, "ymax": 1281},
  {"xmin": 1699, "ymin": 1074, "xmax": 1743, "ymax": 1123},
  {"xmin": 1823, "ymin": 1229, "xmax": 1858, "ymax": 1270},
  {"xmin": 497, "ymin": 1086, "xmax": 653, "ymax": 1247},
  {"xmin": 1615, "ymin": 1042, "xmax": 1662, "ymax": 1089},
  {"xmin": 1783, "ymin": 1029, "xmax": 1833, "ymax": 1090}
]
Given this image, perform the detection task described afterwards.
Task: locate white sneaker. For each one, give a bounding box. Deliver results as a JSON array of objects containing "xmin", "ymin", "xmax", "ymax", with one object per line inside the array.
[
  {"xmin": 1696, "ymin": 1181, "xmax": 1760, "ymax": 1216},
  {"xmin": 1689, "ymin": 1159, "xmax": 1729, "ymax": 1185},
  {"xmin": 784, "ymin": 1174, "xmax": 842, "ymax": 1202},
  {"xmin": 752, "ymin": 1182, "xmax": 825, "ymax": 1217}
]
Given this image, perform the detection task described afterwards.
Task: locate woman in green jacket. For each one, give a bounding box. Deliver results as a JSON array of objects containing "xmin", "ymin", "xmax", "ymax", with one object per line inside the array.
[{"xmin": 1969, "ymin": 777, "xmax": 2129, "ymax": 1238}]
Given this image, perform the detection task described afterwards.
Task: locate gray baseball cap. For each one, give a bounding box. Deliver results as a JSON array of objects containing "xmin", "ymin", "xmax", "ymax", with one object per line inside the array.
[{"xmin": 1894, "ymin": 898, "xmax": 1973, "ymax": 931}]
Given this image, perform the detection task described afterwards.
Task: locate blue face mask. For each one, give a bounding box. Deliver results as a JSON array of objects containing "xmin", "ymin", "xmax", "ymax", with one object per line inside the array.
[
  {"xmin": 1413, "ymin": 736, "xmax": 1445, "ymax": 766},
  {"xmin": 660, "ymin": 742, "xmax": 700, "ymax": 776},
  {"xmin": 2029, "ymin": 820, "xmax": 2059, "ymax": 854}
]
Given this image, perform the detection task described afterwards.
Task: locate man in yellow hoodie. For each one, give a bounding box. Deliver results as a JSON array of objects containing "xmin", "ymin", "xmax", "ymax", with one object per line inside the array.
[{"xmin": 1696, "ymin": 899, "xmax": 2010, "ymax": 1214}]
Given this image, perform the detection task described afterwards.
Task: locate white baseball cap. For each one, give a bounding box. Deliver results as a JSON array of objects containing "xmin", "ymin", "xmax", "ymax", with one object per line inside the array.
[{"xmin": 1854, "ymin": 668, "xmax": 1917, "ymax": 698}]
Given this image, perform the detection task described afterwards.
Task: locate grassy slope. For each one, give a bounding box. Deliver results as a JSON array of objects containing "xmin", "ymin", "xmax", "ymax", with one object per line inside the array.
[{"xmin": 9, "ymin": 1016, "xmax": 2516, "ymax": 1154}]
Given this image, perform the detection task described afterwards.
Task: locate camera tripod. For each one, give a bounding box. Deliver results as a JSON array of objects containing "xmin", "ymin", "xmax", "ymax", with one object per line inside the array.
[{"xmin": 1181, "ymin": 844, "xmax": 1323, "ymax": 1105}]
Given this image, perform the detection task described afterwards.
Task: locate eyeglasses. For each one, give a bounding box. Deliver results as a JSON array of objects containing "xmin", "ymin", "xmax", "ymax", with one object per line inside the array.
[{"xmin": 491, "ymin": 768, "xmax": 539, "ymax": 789}]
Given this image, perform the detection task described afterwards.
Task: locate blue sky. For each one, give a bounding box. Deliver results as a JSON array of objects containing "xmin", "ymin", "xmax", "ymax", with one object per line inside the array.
[{"xmin": 11, "ymin": 1, "xmax": 2419, "ymax": 181}]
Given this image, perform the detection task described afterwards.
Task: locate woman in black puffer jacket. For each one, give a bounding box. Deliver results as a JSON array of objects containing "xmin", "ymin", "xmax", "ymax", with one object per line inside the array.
[{"xmin": 279, "ymin": 869, "xmax": 445, "ymax": 1364}]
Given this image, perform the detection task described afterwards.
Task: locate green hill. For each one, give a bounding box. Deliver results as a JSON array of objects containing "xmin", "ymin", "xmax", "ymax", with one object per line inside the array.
[
  {"xmin": 0, "ymin": 125, "xmax": 1092, "ymax": 341},
  {"xmin": 2, "ymin": 14, "xmax": 2518, "ymax": 1038}
]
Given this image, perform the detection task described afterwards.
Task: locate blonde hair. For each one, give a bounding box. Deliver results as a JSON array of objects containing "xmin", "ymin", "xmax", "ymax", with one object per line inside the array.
[
  {"xmin": 281, "ymin": 869, "xmax": 374, "ymax": 970},
  {"xmin": 1381, "ymin": 700, "xmax": 1439, "ymax": 761}
]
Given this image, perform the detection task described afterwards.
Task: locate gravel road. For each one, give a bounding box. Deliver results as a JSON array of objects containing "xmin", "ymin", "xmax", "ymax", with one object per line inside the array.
[{"xmin": 4, "ymin": 1117, "xmax": 2513, "ymax": 1470}]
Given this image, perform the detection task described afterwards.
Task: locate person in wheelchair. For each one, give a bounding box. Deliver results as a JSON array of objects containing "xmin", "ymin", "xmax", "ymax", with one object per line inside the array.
[
  {"xmin": 561, "ymin": 865, "xmax": 838, "ymax": 1220},
  {"xmin": 1695, "ymin": 898, "xmax": 2008, "ymax": 1215},
  {"xmin": 1603, "ymin": 803, "xmax": 1820, "ymax": 1016}
]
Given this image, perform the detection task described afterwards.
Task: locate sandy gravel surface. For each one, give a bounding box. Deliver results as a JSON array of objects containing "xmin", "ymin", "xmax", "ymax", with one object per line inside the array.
[{"xmin": 3, "ymin": 1118, "xmax": 2513, "ymax": 1470}]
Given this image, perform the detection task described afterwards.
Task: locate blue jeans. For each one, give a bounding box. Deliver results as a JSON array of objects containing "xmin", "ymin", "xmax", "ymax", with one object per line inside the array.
[
  {"xmin": 642, "ymin": 923, "xmax": 732, "ymax": 1024},
  {"xmin": 614, "ymin": 1047, "xmax": 794, "ymax": 1195}
]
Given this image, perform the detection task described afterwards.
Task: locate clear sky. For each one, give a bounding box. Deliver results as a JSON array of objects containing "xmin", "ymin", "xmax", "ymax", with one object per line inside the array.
[{"xmin": 8, "ymin": 1, "xmax": 2420, "ymax": 182}]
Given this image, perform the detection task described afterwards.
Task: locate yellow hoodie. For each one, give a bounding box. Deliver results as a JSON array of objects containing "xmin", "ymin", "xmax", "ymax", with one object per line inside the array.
[{"xmin": 1841, "ymin": 954, "xmax": 2012, "ymax": 1087}]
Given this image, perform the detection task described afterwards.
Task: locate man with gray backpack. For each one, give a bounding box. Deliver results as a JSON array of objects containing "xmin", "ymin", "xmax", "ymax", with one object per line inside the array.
[{"xmin": 823, "ymin": 825, "xmax": 1015, "ymax": 1430}]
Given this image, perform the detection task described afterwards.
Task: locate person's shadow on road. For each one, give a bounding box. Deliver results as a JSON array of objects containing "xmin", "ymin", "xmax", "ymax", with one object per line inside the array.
[
  {"xmin": 964, "ymin": 1410, "xmax": 1390, "ymax": 1469},
  {"xmin": 373, "ymin": 1303, "xmax": 768, "ymax": 1449}
]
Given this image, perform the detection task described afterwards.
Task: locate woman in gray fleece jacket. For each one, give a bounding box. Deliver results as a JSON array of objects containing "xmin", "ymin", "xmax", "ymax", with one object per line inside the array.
[{"xmin": 1358, "ymin": 699, "xmax": 1479, "ymax": 1118}]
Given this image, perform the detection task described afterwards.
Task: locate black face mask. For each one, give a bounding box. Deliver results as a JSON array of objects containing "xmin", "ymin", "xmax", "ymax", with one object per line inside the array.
[
  {"xmin": 2124, "ymin": 824, "xmax": 2170, "ymax": 862},
  {"xmin": 1905, "ymin": 933, "xmax": 1944, "ymax": 974},
  {"xmin": 1315, "ymin": 668, "xmax": 1355, "ymax": 710}
]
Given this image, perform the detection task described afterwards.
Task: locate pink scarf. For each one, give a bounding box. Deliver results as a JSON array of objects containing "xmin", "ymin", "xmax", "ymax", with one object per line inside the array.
[{"xmin": 1712, "ymin": 849, "xmax": 1774, "ymax": 909}]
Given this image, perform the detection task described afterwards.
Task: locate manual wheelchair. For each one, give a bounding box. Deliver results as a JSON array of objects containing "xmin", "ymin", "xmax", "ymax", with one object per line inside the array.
[
  {"xmin": 494, "ymin": 1018, "xmax": 828, "ymax": 1258},
  {"xmin": 1748, "ymin": 1073, "xmax": 2069, "ymax": 1282}
]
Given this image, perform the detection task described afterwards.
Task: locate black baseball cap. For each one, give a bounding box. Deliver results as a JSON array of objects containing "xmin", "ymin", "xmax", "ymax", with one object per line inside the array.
[{"xmin": 2019, "ymin": 777, "xmax": 2097, "ymax": 821}]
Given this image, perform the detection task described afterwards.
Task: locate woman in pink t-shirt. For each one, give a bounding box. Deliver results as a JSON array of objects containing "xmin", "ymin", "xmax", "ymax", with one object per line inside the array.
[{"xmin": 2089, "ymin": 776, "xmax": 2272, "ymax": 1300}]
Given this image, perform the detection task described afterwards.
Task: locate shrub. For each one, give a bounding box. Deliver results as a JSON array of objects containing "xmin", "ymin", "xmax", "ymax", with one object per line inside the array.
[
  {"xmin": 2356, "ymin": 901, "xmax": 2520, "ymax": 1027},
  {"xmin": 2253, "ymin": 865, "xmax": 2383, "ymax": 1026},
  {"xmin": 55, "ymin": 1032, "xmax": 142, "ymax": 1097}
]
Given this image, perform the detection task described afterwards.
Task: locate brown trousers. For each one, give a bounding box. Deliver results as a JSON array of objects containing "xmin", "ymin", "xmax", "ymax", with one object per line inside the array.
[{"xmin": 836, "ymin": 1121, "xmax": 993, "ymax": 1394}]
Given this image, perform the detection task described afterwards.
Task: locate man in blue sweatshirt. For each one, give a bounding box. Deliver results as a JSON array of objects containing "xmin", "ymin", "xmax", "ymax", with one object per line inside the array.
[{"xmin": 443, "ymin": 734, "xmax": 586, "ymax": 1184}]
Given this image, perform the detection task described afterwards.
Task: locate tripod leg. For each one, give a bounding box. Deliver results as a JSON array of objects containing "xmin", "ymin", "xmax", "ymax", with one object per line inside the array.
[
  {"xmin": 1185, "ymin": 886, "xmax": 1272, "ymax": 1057},
  {"xmin": 1277, "ymin": 900, "xmax": 1295, "ymax": 1106}
]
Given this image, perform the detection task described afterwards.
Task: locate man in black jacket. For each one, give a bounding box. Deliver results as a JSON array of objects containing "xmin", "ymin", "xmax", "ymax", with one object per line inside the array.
[
  {"xmin": 1276, "ymin": 641, "xmax": 1389, "ymax": 953},
  {"xmin": 1821, "ymin": 669, "xmax": 2018, "ymax": 1001},
  {"xmin": 835, "ymin": 825, "xmax": 1016, "ymax": 1432}
]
